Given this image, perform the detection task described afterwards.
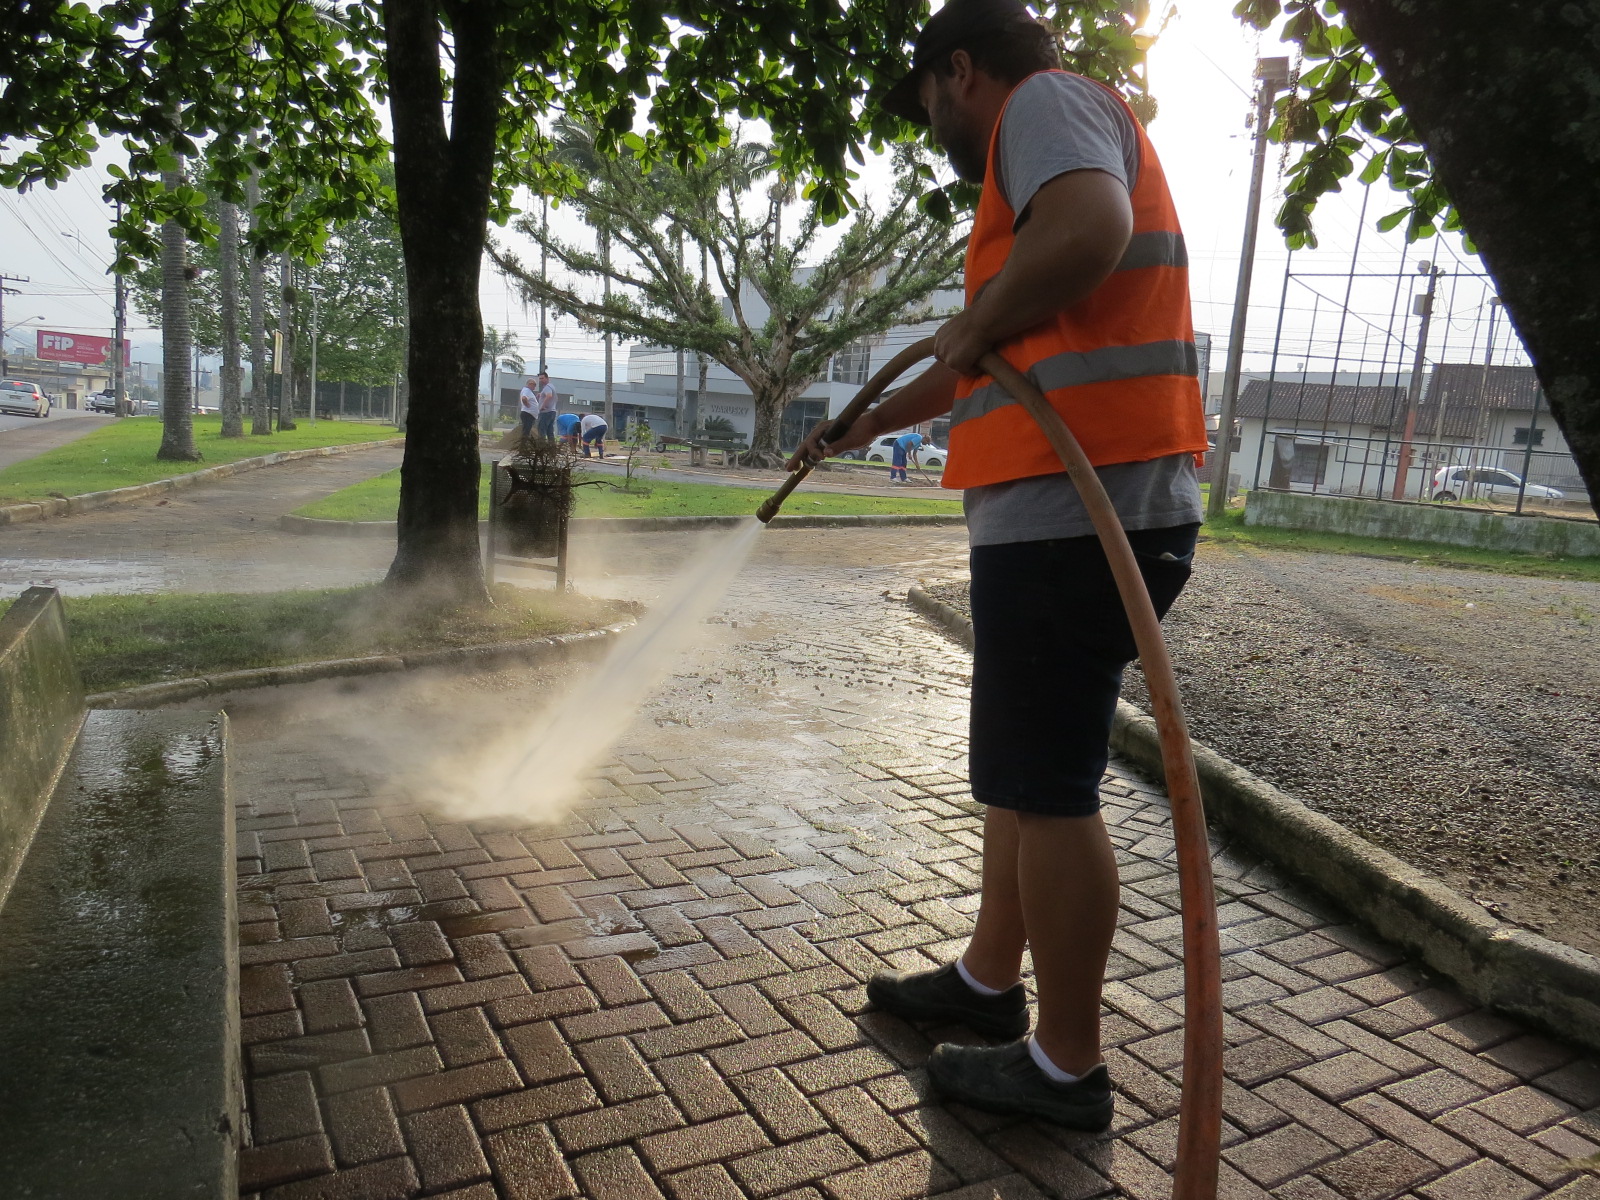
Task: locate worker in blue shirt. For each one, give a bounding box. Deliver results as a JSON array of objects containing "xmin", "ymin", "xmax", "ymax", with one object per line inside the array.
[
  {"xmin": 891, "ymin": 431, "xmax": 924, "ymax": 483},
  {"xmin": 555, "ymin": 410, "xmax": 581, "ymax": 450}
]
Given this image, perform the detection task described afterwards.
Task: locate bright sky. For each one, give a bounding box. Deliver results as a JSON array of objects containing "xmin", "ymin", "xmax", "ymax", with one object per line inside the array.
[{"xmin": 0, "ymin": 2, "xmax": 1527, "ymax": 383}]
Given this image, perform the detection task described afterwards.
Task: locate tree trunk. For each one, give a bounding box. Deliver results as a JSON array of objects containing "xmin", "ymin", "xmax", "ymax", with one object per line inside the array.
[
  {"xmin": 745, "ymin": 381, "xmax": 801, "ymax": 467},
  {"xmin": 245, "ymin": 161, "xmax": 271, "ymax": 435},
  {"xmin": 381, "ymin": 0, "xmax": 498, "ymax": 603},
  {"xmin": 277, "ymin": 251, "xmax": 297, "ymax": 430},
  {"xmin": 1341, "ymin": 0, "xmax": 1600, "ymax": 515},
  {"xmin": 218, "ymin": 200, "xmax": 244, "ymax": 437},
  {"xmin": 157, "ymin": 160, "xmax": 199, "ymax": 461}
]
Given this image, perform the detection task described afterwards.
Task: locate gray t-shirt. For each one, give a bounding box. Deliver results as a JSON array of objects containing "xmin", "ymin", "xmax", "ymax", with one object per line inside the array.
[{"xmin": 964, "ymin": 71, "xmax": 1201, "ymax": 546}]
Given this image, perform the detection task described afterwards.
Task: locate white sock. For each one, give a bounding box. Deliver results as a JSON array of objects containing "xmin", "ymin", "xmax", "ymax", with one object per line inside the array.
[
  {"xmin": 955, "ymin": 958, "xmax": 1006, "ymax": 998},
  {"xmin": 1028, "ymin": 1035, "xmax": 1083, "ymax": 1084}
]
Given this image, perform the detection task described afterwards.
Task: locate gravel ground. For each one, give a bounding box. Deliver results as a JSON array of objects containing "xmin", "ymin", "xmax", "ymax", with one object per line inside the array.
[{"xmin": 925, "ymin": 542, "xmax": 1600, "ymax": 956}]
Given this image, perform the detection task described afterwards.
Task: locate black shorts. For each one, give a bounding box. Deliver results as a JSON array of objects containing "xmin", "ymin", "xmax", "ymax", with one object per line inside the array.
[{"xmin": 968, "ymin": 523, "xmax": 1198, "ymax": 817}]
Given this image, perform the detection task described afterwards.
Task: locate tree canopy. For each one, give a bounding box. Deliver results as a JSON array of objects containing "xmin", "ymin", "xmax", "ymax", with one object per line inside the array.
[{"xmin": 492, "ymin": 125, "xmax": 964, "ymax": 461}]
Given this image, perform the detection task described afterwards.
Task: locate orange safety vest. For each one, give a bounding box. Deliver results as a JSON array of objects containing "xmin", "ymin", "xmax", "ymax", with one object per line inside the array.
[{"xmin": 943, "ymin": 70, "xmax": 1209, "ymax": 491}]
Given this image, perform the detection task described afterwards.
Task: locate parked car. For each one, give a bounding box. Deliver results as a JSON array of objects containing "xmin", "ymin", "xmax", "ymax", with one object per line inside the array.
[
  {"xmin": 86, "ymin": 390, "xmax": 118, "ymax": 413},
  {"xmin": 0, "ymin": 379, "xmax": 50, "ymax": 418},
  {"xmin": 1432, "ymin": 465, "xmax": 1564, "ymax": 504},
  {"xmin": 858, "ymin": 434, "xmax": 947, "ymax": 469}
]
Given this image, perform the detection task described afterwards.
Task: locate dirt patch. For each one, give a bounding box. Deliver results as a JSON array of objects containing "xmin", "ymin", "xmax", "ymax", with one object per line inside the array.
[{"xmin": 925, "ymin": 541, "xmax": 1600, "ymax": 956}]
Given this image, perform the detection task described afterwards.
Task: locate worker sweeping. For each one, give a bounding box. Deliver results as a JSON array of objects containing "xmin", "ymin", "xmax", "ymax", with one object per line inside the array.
[
  {"xmin": 789, "ymin": 0, "xmax": 1209, "ymax": 1130},
  {"xmin": 890, "ymin": 430, "xmax": 923, "ymax": 482}
]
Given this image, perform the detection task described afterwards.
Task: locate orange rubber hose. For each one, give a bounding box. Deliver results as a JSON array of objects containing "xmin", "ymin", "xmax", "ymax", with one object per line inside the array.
[{"xmin": 758, "ymin": 337, "xmax": 1224, "ymax": 1196}]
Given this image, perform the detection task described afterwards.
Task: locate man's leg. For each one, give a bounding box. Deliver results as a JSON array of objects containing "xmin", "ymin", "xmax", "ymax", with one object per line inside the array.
[
  {"xmin": 1014, "ymin": 810, "xmax": 1119, "ymax": 1076},
  {"xmin": 957, "ymin": 808, "xmax": 1025, "ymax": 989},
  {"xmin": 959, "ymin": 807, "xmax": 1117, "ymax": 1077}
]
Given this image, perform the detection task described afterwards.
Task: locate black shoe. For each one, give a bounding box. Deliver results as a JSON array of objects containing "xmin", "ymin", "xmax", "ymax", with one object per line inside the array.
[
  {"xmin": 866, "ymin": 962, "xmax": 1029, "ymax": 1039},
  {"xmin": 927, "ymin": 1039, "xmax": 1114, "ymax": 1131}
]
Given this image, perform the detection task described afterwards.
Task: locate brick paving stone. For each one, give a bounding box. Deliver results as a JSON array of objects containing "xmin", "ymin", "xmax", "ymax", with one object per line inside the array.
[
  {"xmin": 579, "ymin": 1034, "xmax": 666, "ymax": 1102},
  {"xmin": 732, "ymin": 1066, "xmax": 830, "ymax": 1140},
  {"xmin": 662, "ymin": 1164, "xmax": 748, "ymax": 1200},
  {"xmin": 252, "ymin": 1070, "xmax": 325, "ymax": 1143},
  {"xmin": 820, "ymin": 1149, "xmax": 959, "ymax": 1200},
  {"xmin": 404, "ymin": 1104, "xmax": 492, "ymax": 1192},
  {"xmin": 1223, "ymin": 1122, "xmax": 1341, "ymax": 1188},
  {"xmin": 639, "ymin": 1114, "xmax": 773, "ymax": 1174},
  {"xmin": 261, "ymin": 1155, "xmax": 419, "ymax": 1199},
  {"xmin": 485, "ymin": 1123, "xmax": 579, "ymax": 1200},
  {"xmin": 240, "ymin": 1133, "xmax": 336, "ymax": 1190},
  {"xmin": 319, "ymin": 1045, "xmax": 441, "ymax": 1094},
  {"xmin": 574, "ymin": 1146, "xmax": 671, "ymax": 1200},
  {"xmin": 1414, "ymin": 1156, "xmax": 1543, "ymax": 1200},
  {"xmin": 729, "ymin": 1132, "xmax": 863, "ymax": 1197},
  {"xmin": 1313, "ymin": 1140, "xmax": 1436, "ymax": 1199},
  {"xmin": 554, "ymin": 1094, "xmax": 687, "ymax": 1155},
  {"xmin": 392, "ymin": 1057, "xmax": 522, "ymax": 1113},
  {"xmin": 1466, "ymin": 1083, "xmax": 1577, "ymax": 1133},
  {"xmin": 325, "ymin": 1087, "xmax": 407, "ymax": 1165},
  {"xmin": 474, "ymin": 1078, "xmax": 602, "ymax": 1132}
]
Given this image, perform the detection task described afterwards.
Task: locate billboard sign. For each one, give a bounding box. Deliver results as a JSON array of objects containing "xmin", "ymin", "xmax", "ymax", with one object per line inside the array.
[{"xmin": 36, "ymin": 330, "xmax": 131, "ymax": 366}]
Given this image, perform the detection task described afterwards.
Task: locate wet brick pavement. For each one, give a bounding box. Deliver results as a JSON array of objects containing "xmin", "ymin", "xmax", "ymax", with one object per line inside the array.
[{"xmin": 221, "ymin": 529, "xmax": 1600, "ymax": 1199}]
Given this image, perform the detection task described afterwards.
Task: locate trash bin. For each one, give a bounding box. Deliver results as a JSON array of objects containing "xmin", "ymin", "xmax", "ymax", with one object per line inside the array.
[{"xmin": 487, "ymin": 441, "xmax": 576, "ymax": 588}]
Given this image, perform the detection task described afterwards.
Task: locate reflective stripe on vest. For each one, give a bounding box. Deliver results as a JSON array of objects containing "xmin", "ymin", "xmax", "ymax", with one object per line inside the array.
[{"xmin": 943, "ymin": 71, "xmax": 1208, "ymax": 491}]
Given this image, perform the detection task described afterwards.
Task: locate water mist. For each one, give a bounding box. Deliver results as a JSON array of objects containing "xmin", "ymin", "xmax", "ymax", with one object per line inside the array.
[{"xmin": 435, "ymin": 518, "xmax": 765, "ymax": 822}]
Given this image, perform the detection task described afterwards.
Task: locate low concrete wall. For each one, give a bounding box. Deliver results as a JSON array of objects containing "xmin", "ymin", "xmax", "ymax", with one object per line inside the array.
[
  {"xmin": 0, "ymin": 588, "xmax": 84, "ymax": 913},
  {"xmin": 1245, "ymin": 488, "xmax": 1600, "ymax": 557}
]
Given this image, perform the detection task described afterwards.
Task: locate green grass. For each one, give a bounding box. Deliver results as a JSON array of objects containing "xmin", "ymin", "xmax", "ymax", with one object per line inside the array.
[
  {"xmin": 56, "ymin": 584, "xmax": 630, "ymax": 692},
  {"xmin": 1203, "ymin": 506, "xmax": 1600, "ymax": 582},
  {"xmin": 0, "ymin": 415, "xmax": 401, "ymax": 506},
  {"xmin": 296, "ymin": 464, "xmax": 964, "ymax": 521}
]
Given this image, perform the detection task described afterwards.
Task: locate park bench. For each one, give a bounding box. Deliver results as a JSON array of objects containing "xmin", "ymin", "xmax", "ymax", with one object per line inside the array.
[
  {"xmin": 0, "ymin": 587, "xmax": 238, "ymax": 1197},
  {"xmin": 689, "ymin": 432, "xmax": 749, "ymax": 467}
]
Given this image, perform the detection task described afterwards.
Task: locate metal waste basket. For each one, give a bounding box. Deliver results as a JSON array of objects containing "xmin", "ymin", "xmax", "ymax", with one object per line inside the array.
[{"xmin": 487, "ymin": 448, "xmax": 574, "ymax": 588}]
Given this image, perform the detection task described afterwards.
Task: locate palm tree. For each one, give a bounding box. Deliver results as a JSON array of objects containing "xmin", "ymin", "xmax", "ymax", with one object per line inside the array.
[
  {"xmin": 157, "ymin": 151, "xmax": 199, "ymax": 461},
  {"xmin": 481, "ymin": 326, "xmax": 521, "ymax": 430}
]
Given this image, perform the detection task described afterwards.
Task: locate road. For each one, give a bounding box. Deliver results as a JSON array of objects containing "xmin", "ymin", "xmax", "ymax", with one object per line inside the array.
[{"xmin": 0, "ymin": 406, "xmax": 114, "ymax": 469}]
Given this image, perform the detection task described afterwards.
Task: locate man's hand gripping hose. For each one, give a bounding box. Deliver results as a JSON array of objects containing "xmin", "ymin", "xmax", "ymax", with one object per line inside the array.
[{"xmin": 756, "ymin": 337, "xmax": 1225, "ymax": 1199}]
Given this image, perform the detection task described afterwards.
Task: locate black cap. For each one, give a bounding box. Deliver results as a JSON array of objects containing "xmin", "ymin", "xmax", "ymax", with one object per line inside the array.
[{"xmin": 880, "ymin": 0, "xmax": 1041, "ymax": 126}]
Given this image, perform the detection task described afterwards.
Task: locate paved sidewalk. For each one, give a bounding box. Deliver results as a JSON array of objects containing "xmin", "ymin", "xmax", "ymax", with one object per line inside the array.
[{"xmin": 222, "ymin": 529, "xmax": 1600, "ymax": 1199}]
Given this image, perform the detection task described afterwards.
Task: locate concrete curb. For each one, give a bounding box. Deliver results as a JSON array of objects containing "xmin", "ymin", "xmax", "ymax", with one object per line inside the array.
[
  {"xmin": 0, "ymin": 437, "xmax": 403, "ymax": 526},
  {"xmin": 905, "ymin": 584, "xmax": 1600, "ymax": 1055},
  {"xmin": 85, "ymin": 621, "xmax": 634, "ymax": 711},
  {"xmin": 280, "ymin": 512, "xmax": 966, "ymax": 536}
]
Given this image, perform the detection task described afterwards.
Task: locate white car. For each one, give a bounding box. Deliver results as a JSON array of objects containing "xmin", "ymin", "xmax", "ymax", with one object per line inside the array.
[
  {"xmin": 862, "ymin": 435, "xmax": 947, "ymax": 469},
  {"xmin": 1432, "ymin": 465, "xmax": 1564, "ymax": 503},
  {"xmin": 0, "ymin": 379, "xmax": 50, "ymax": 418}
]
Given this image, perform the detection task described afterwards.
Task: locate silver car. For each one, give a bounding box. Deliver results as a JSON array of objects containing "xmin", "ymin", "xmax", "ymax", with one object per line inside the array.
[{"xmin": 0, "ymin": 379, "xmax": 50, "ymax": 418}]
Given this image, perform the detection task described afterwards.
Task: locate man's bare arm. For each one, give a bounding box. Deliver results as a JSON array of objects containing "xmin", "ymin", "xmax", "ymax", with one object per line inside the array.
[
  {"xmin": 785, "ymin": 362, "xmax": 959, "ymax": 470},
  {"xmin": 934, "ymin": 170, "xmax": 1134, "ymax": 374}
]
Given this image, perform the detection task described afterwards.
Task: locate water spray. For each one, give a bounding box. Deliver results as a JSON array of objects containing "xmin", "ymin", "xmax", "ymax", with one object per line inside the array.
[{"xmin": 757, "ymin": 336, "xmax": 1225, "ymax": 1199}]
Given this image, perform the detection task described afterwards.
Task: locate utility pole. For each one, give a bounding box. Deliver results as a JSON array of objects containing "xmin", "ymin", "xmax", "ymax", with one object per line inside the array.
[
  {"xmin": 1466, "ymin": 296, "xmax": 1501, "ymax": 491},
  {"xmin": 113, "ymin": 202, "xmax": 128, "ymax": 416},
  {"xmin": 1206, "ymin": 57, "xmax": 1290, "ymax": 519},
  {"xmin": 1390, "ymin": 262, "xmax": 1444, "ymax": 501},
  {"xmin": 0, "ymin": 273, "xmax": 29, "ymax": 376},
  {"xmin": 1514, "ymin": 385, "xmax": 1543, "ymax": 515},
  {"xmin": 307, "ymin": 285, "xmax": 321, "ymax": 424}
]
